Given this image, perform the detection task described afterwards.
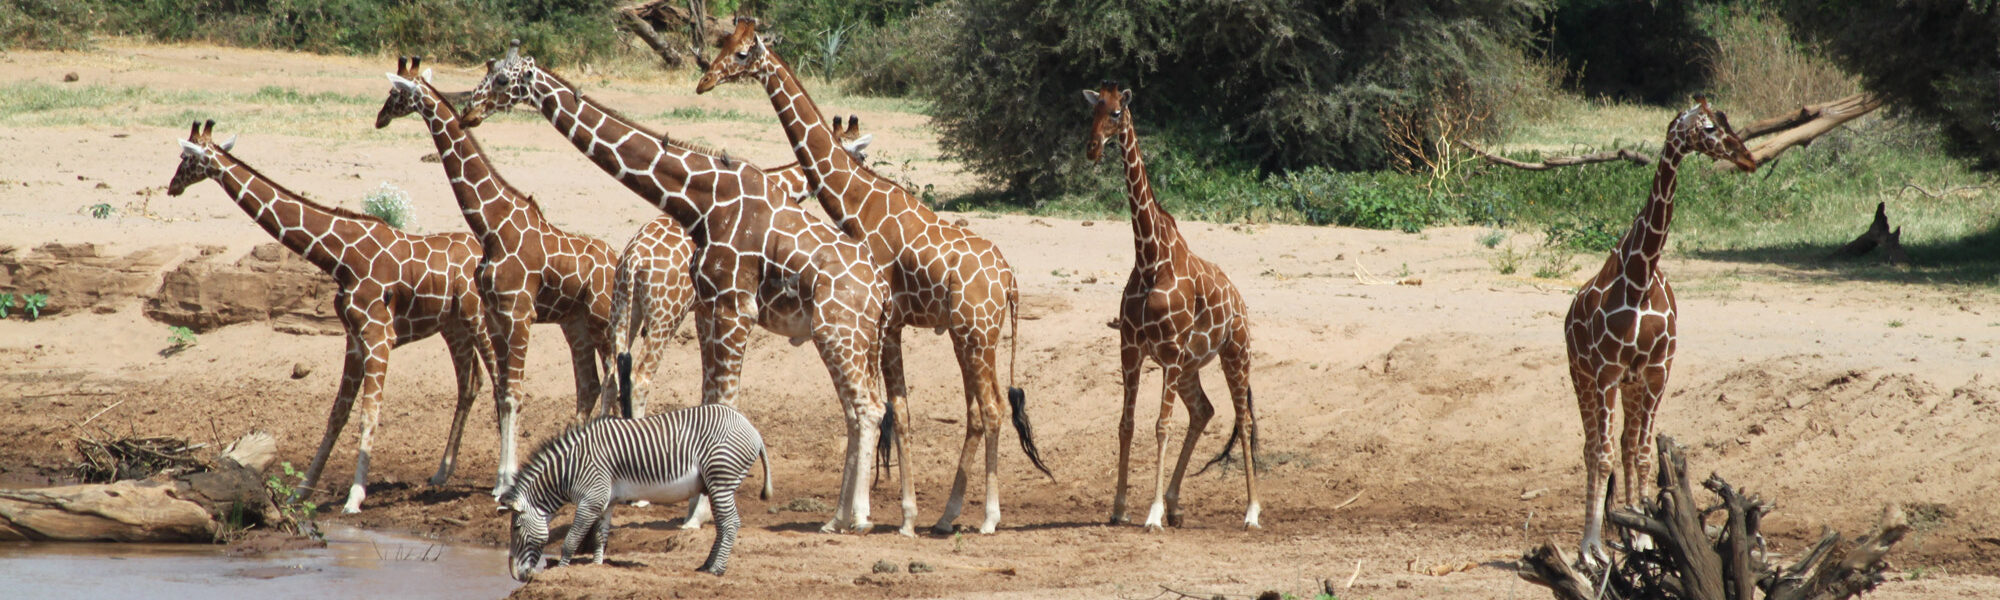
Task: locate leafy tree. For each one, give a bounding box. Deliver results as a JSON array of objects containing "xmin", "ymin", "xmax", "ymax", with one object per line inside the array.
[
  {"xmin": 1776, "ymin": 0, "xmax": 2000, "ymax": 169},
  {"xmin": 1532, "ymin": 0, "xmax": 1720, "ymax": 103}
]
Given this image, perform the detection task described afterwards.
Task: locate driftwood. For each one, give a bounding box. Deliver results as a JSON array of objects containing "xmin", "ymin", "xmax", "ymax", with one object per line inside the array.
[
  {"xmin": 1829, "ymin": 202, "xmax": 1910, "ymax": 265},
  {"xmin": 1458, "ymin": 140, "xmax": 1655, "ymax": 170},
  {"xmin": 0, "ymin": 432, "xmax": 291, "ymax": 543},
  {"xmin": 1716, "ymin": 94, "xmax": 1884, "ymax": 172},
  {"xmin": 1518, "ymin": 435, "xmax": 1909, "ymax": 600},
  {"xmin": 618, "ymin": 0, "xmax": 728, "ymax": 69}
]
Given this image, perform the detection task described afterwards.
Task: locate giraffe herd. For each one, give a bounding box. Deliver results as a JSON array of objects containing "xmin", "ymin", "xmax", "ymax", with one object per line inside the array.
[{"xmin": 160, "ymin": 16, "xmax": 1759, "ymax": 571}]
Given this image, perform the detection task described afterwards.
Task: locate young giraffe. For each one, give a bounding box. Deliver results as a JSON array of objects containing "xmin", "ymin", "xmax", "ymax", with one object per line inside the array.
[
  {"xmin": 374, "ymin": 58, "xmax": 620, "ymax": 496},
  {"xmin": 166, "ymin": 120, "xmax": 497, "ymax": 513},
  {"xmin": 699, "ymin": 17, "xmax": 1052, "ymax": 536},
  {"xmin": 1566, "ymin": 96, "xmax": 1757, "ymax": 564},
  {"xmin": 1081, "ymin": 83, "xmax": 1261, "ymax": 530},
  {"xmin": 457, "ymin": 50, "xmax": 897, "ymax": 534}
]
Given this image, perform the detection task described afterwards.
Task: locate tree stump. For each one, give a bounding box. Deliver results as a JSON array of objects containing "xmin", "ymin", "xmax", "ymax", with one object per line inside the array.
[
  {"xmin": 1518, "ymin": 435, "xmax": 1909, "ymax": 600},
  {"xmin": 1829, "ymin": 202, "xmax": 1910, "ymax": 266}
]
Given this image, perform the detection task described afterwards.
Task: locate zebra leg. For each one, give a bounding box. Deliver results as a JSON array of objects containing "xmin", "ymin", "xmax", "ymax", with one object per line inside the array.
[
  {"xmin": 562, "ymin": 493, "xmax": 610, "ymax": 568},
  {"xmin": 698, "ymin": 465, "xmax": 745, "ymax": 574},
  {"xmin": 591, "ymin": 501, "xmax": 614, "ymax": 565}
]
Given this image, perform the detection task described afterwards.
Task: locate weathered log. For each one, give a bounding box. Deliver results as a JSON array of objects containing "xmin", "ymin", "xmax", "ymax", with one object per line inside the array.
[
  {"xmin": 1459, "ymin": 140, "xmax": 1654, "ymax": 170},
  {"xmin": 1717, "ymin": 94, "xmax": 1884, "ymax": 172},
  {"xmin": 0, "ymin": 432, "xmax": 290, "ymax": 543},
  {"xmin": 1829, "ymin": 202, "xmax": 1910, "ymax": 265},
  {"xmin": 1518, "ymin": 435, "xmax": 1909, "ymax": 600}
]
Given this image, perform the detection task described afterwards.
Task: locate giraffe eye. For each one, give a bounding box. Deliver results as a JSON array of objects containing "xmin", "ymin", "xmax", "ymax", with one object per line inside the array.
[
  {"xmin": 735, "ymin": 50, "xmax": 749, "ymax": 60},
  {"xmin": 1111, "ymin": 110, "xmax": 1122, "ymax": 119}
]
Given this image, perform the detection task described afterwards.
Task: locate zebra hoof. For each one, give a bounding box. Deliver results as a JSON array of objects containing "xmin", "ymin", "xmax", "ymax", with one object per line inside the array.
[{"xmin": 697, "ymin": 564, "xmax": 726, "ymax": 576}]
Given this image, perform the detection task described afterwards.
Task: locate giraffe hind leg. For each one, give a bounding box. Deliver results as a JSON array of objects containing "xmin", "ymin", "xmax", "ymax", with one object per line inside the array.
[
  {"xmin": 430, "ymin": 323, "xmax": 485, "ymax": 486},
  {"xmin": 1163, "ymin": 366, "xmax": 1215, "ymax": 528}
]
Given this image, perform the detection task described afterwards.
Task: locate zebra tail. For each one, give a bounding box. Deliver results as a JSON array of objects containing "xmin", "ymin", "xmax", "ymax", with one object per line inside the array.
[
  {"xmin": 617, "ymin": 352, "xmax": 634, "ymax": 419},
  {"xmin": 759, "ymin": 447, "xmax": 773, "ymax": 501},
  {"xmin": 1008, "ymin": 387, "xmax": 1053, "ymax": 479},
  {"xmin": 1195, "ymin": 387, "xmax": 1254, "ymax": 476}
]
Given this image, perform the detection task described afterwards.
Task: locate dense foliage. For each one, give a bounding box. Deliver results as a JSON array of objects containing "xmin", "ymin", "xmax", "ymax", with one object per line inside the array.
[
  {"xmin": 1775, "ymin": 0, "xmax": 2000, "ymax": 170},
  {"xmin": 924, "ymin": 0, "xmax": 1546, "ymax": 196},
  {"xmin": 1532, "ymin": 0, "xmax": 1720, "ymax": 103}
]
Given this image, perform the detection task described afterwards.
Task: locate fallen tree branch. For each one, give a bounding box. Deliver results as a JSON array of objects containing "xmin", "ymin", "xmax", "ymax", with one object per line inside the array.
[
  {"xmin": 1458, "ymin": 140, "xmax": 1654, "ymax": 170},
  {"xmin": 1717, "ymin": 94, "xmax": 1884, "ymax": 172},
  {"xmin": 1828, "ymin": 202, "xmax": 1910, "ymax": 265}
]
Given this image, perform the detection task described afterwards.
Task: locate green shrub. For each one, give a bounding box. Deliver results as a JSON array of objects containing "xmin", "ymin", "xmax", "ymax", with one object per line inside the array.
[
  {"xmin": 0, "ymin": 0, "xmax": 104, "ymax": 51},
  {"xmin": 361, "ymin": 182, "xmax": 415, "ymax": 230},
  {"xmin": 1532, "ymin": 0, "xmax": 1721, "ymax": 103},
  {"xmin": 1775, "ymin": 0, "xmax": 2000, "ymax": 170},
  {"xmin": 928, "ymin": 0, "xmax": 1545, "ymax": 198},
  {"xmin": 838, "ymin": 3, "xmax": 956, "ymax": 96}
]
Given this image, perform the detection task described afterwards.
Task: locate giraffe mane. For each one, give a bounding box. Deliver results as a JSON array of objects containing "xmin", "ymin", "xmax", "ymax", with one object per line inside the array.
[
  {"xmin": 416, "ymin": 77, "xmax": 556, "ymax": 225},
  {"xmin": 537, "ymin": 68, "xmax": 733, "ymax": 159},
  {"xmin": 218, "ymin": 148, "xmax": 394, "ymax": 226}
]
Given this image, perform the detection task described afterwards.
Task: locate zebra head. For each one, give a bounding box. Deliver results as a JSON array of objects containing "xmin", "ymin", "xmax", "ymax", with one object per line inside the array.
[{"xmin": 499, "ymin": 493, "xmax": 549, "ymax": 582}]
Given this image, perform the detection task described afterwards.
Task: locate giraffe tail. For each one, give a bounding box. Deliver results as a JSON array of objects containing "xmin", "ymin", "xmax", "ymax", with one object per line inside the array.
[
  {"xmin": 1195, "ymin": 387, "xmax": 1255, "ymax": 476},
  {"xmin": 1004, "ymin": 284, "xmax": 1053, "ymax": 479},
  {"xmin": 617, "ymin": 352, "xmax": 635, "ymax": 419}
]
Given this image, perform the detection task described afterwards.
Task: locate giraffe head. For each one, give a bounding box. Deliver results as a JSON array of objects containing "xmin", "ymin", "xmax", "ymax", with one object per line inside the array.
[
  {"xmin": 167, "ymin": 120, "xmax": 236, "ymax": 196},
  {"xmin": 374, "ymin": 56, "xmax": 435, "ymax": 129},
  {"xmin": 461, "ymin": 40, "xmax": 535, "ymax": 128},
  {"xmin": 1671, "ymin": 95, "xmax": 1758, "ymax": 172},
  {"xmin": 693, "ymin": 17, "xmax": 777, "ymax": 94},
  {"xmin": 1080, "ymin": 81, "xmax": 1133, "ymax": 163}
]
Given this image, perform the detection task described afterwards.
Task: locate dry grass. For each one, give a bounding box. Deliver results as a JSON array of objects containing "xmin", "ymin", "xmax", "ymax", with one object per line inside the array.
[{"xmin": 1705, "ymin": 10, "xmax": 1860, "ymax": 122}]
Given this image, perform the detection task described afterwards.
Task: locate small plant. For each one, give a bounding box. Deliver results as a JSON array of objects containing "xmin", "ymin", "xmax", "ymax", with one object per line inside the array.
[
  {"xmin": 1887, "ymin": 320, "xmax": 1905, "ymax": 328},
  {"xmin": 1533, "ymin": 248, "xmax": 1580, "ymax": 279},
  {"xmin": 1491, "ymin": 244, "xmax": 1523, "ymax": 275},
  {"xmin": 1477, "ymin": 228, "xmax": 1507, "ymax": 248},
  {"xmin": 166, "ymin": 325, "xmax": 198, "ymax": 353},
  {"xmin": 266, "ymin": 461, "xmax": 322, "ymax": 539},
  {"xmin": 21, "ymin": 293, "xmax": 47, "ymax": 320},
  {"xmin": 0, "ymin": 293, "xmax": 13, "ymax": 318},
  {"xmin": 361, "ymin": 182, "xmax": 415, "ymax": 230},
  {"xmin": 88, "ymin": 203, "xmax": 114, "ymax": 219}
]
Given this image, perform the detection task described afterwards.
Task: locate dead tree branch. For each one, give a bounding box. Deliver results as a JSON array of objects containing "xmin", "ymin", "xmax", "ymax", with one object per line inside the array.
[
  {"xmin": 1717, "ymin": 94, "xmax": 1885, "ymax": 172},
  {"xmin": 1458, "ymin": 140, "xmax": 1654, "ymax": 170},
  {"xmin": 1829, "ymin": 202, "xmax": 1910, "ymax": 265}
]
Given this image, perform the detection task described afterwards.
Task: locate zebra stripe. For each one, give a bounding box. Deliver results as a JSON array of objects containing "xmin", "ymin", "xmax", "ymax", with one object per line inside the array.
[{"xmin": 500, "ymin": 403, "xmax": 771, "ymax": 580}]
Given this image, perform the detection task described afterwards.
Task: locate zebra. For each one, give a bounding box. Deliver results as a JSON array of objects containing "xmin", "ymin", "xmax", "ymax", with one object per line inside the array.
[{"xmin": 498, "ymin": 403, "xmax": 772, "ymax": 581}]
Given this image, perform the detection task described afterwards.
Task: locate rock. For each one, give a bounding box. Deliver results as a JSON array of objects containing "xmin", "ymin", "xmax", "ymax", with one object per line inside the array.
[
  {"xmin": 420, "ymin": 153, "xmax": 442, "ymax": 163},
  {"xmin": 952, "ymin": 218, "xmax": 970, "ymax": 228},
  {"xmin": 872, "ymin": 559, "xmax": 899, "ymax": 574},
  {"xmin": 145, "ymin": 243, "xmax": 340, "ymax": 335},
  {"xmin": 291, "ymin": 362, "xmax": 313, "ymax": 379},
  {"xmin": 63, "ymin": 72, "xmax": 79, "ymax": 83},
  {"xmin": 0, "ymin": 243, "xmax": 191, "ymax": 317},
  {"xmin": 908, "ymin": 561, "xmax": 935, "ymax": 574}
]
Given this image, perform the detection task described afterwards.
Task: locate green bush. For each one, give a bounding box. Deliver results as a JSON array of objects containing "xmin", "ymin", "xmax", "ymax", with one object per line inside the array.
[
  {"xmin": 927, "ymin": 0, "xmax": 1545, "ymax": 198},
  {"xmin": 837, "ymin": 3, "xmax": 957, "ymax": 96},
  {"xmin": 0, "ymin": 0, "xmax": 105, "ymax": 51},
  {"xmin": 1532, "ymin": 0, "xmax": 1721, "ymax": 103},
  {"xmin": 1775, "ymin": 0, "xmax": 2000, "ymax": 170},
  {"xmin": 361, "ymin": 182, "xmax": 415, "ymax": 230}
]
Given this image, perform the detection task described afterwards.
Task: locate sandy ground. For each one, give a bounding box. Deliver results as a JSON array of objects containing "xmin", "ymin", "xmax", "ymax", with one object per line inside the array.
[{"xmin": 4, "ymin": 43, "xmax": 2000, "ymax": 598}]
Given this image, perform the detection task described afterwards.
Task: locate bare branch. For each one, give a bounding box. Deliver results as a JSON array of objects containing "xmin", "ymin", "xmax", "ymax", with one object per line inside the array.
[{"xmin": 1458, "ymin": 141, "xmax": 1654, "ymax": 170}]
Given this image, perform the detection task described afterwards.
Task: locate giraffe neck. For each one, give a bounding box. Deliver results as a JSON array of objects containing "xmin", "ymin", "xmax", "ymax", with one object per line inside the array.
[
  {"xmin": 206, "ymin": 151, "xmax": 358, "ymax": 274},
  {"xmin": 524, "ymin": 68, "xmax": 712, "ymax": 225},
  {"xmin": 1613, "ymin": 138, "xmax": 1691, "ymax": 278},
  {"xmin": 759, "ymin": 56, "xmax": 870, "ymax": 225},
  {"xmin": 413, "ymin": 84, "xmax": 533, "ymax": 237},
  {"xmin": 1116, "ymin": 118, "xmax": 1179, "ymax": 267}
]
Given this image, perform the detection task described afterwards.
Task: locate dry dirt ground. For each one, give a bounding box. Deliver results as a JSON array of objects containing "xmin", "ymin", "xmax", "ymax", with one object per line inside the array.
[{"xmin": 4, "ymin": 43, "xmax": 2000, "ymax": 599}]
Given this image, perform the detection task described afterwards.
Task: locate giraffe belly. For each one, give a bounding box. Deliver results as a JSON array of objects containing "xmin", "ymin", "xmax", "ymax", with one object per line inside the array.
[{"xmin": 613, "ymin": 472, "xmax": 703, "ymax": 504}]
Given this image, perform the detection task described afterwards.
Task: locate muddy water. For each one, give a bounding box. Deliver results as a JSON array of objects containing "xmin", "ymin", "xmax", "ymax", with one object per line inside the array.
[{"xmin": 0, "ymin": 525, "xmax": 519, "ymax": 599}]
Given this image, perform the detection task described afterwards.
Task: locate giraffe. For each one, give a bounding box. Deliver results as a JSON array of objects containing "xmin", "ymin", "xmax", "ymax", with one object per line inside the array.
[
  {"xmin": 374, "ymin": 57, "xmax": 620, "ymax": 497},
  {"xmin": 456, "ymin": 48, "xmax": 898, "ymax": 534},
  {"xmin": 1566, "ymin": 96, "xmax": 1757, "ymax": 564},
  {"xmin": 606, "ymin": 214, "xmax": 694, "ymax": 419},
  {"xmin": 698, "ymin": 17, "xmax": 1052, "ymax": 536},
  {"xmin": 1079, "ymin": 82, "xmax": 1261, "ymax": 531},
  {"xmin": 166, "ymin": 120, "xmax": 497, "ymax": 513}
]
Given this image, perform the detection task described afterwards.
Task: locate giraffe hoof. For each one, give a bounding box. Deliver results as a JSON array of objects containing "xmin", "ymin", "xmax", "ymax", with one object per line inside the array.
[
  {"xmin": 1143, "ymin": 522, "xmax": 1165, "ymax": 533},
  {"xmin": 1107, "ymin": 513, "xmax": 1129, "ymax": 526},
  {"xmin": 1166, "ymin": 513, "xmax": 1184, "ymax": 528},
  {"xmin": 931, "ymin": 523, "xmax": 961, "ymax": 536}
]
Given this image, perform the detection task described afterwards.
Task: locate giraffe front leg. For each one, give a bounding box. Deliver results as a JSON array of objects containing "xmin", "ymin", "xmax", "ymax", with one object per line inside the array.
[
  {"xmin": 491, "ymin": 299, "xmax": 535, "ymax": 498},
  {"xmin": 817, "ymin": 330, "xmax": 883, "ymax": 535},
  {"xmin": 687, "ymin": 299, "xmax": 750, "ymax": 530},
  {"xmin": 431, "ymin": 323, "xmax": 485, "ymax": 486},
  {"xmin": 1577, "ymin": 373, "xmax": 1620, "ymax": 567},
  {"xmin": 1144, "ymin": 362, "xmax": 1184, "ymax": 532},
  {"xmin": 1164, "ymin": 367, "xmax": 1215, "ymax": 529},
  {"xmin": 561, "ymin": 319, "xmax": 603, "ymax": 422},
  {"xmin": 970, "ymin": 336, "xmax": 1006, "ymax": 535},
  {"xmin": 1622, "ymin": 362, "xmax": 1672, "ymax": 553},
  {"xmin": 1221, "ymin": 344, "xmax": 1260, "ymax": 529},
  {"xmin": 344, "ymin": 330, "xmax": 392, "ymax": 514},
  {"xmin": 300, "ymin": 333, "xmax": 366, "ymax": 504},
  {"xmin": 1109, "ymin": 339, "xmax": 1141, "ymax": 525}
]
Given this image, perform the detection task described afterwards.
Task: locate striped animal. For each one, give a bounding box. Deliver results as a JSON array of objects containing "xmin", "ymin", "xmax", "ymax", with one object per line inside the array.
[{"xmin": 499, "ymin": 403, "xmax": 771, "ymax": 580}]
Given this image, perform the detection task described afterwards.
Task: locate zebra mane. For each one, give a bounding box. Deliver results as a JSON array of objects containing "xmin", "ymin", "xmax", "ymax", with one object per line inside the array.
[{"xmin": 505, "ymin": 421, "xmax": 598, "ymax": 504}]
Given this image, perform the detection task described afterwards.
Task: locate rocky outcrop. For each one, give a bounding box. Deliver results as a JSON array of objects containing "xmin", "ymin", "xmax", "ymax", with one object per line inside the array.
[
  {"xmin": 0, "ymin": 243, "xmax": 193, "ymax": 317},
  {"xmin": 0, "ymin": 242, "xmax": 339, "ymax": 334}
]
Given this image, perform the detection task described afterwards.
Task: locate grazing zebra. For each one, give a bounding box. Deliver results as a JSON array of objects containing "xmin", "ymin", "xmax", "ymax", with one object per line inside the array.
[{"xmin": 498, "ymin": 403, "xmax": 771, "ymax": 580}]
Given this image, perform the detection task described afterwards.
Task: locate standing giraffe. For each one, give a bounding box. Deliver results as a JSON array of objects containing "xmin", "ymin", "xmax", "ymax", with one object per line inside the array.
[
  {"xmin": 457, "ymin": 50, "xmax": 897, "ymax": 534},
  {"xmin": 606, "ymin": 215, "xmax": 694, "ymax": 419},
  {"xmin": 374, "ymin": 57, "xmax": 619, "ymax": 496},
  {"xmin": 1566, "ymin": 96, "xmax": 1756, "ymax": 564},
  {"xmin": 166, "ymin": 120, "xmax": 496, "ymax": 513},
  {"xmin": 1081, "ymin": 82, "xmax": 1260, "ymax": 530},
  {"xmin": 698, "ymin": 17, "xmax": 1052, "ymax": 536}
]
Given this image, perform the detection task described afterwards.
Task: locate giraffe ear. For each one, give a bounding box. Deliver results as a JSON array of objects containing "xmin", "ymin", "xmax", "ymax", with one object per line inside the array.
[
  {"xmin": 218, "ymin": 134, "xmax": 236, "ymax": 152},
  {"xmin": 178, "ymin": 139, "xmax": 205, "ymax": 157},
  {"xmin": 1120, "ymin": 88, "xmax": 1133, "ymax": 107},
  {"xmin": 387, "ymin": 73, "xmax": 416, "ymax": 91},
  {"xmin": 1081, "ymin": 90, "xmax": 1101, "ymax": 106},
  {"xmin": 421, "ymin": 68, "xmax": 434, "ymax": 83},
  {"xmin": 847, "ymin": 134, "xmax": 873, "ymax": 155}
]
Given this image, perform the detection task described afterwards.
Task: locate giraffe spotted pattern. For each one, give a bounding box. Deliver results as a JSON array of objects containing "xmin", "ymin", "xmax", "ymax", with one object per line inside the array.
[
  {"xmin": 1565, "ymin": 97, "xmax": 1757, "ymax": 564},
  {"xmin": 167, "ymin": 120, "xmax": 497, "ymax": 514},
  {"xmin": 1081, "ymin": 83, "xmax": 1260, "ymax": 531},
  {"xmin": 376, "ymin": 58, "xmax": 619, "ymax": 498},
  {"xmin": 459, "ymin": 48, "xmax": 892, "ymax": 534},
  {"xmin": 699, "ymin": 18, "xmax": 1053, "ymax": 537}
]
